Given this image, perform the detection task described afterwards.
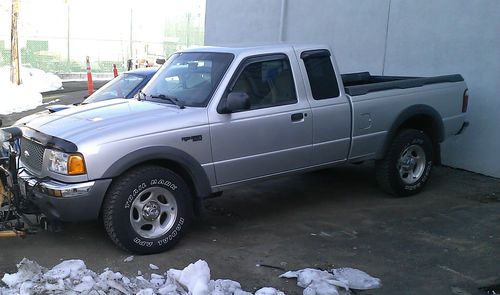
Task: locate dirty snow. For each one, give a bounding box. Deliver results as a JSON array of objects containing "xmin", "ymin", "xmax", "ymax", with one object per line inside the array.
[
  {"xmin": 0, "ymin": 66, "xmax": 62, "ymax": 115},
  {"xmin": 150, "ymin": 264, "xmax": 160, "ymax": 271},
  {"xmin": 123, "ymin": 256, "xmax": 134, "ymax": 263},
  {"xmin": 280, "ymin": 267, "xmax": 381, "ymax": 295},
  {"xmin": 331, "ymin": 267, "xmax": 381, "ymax": 290},
  {"xmin": 1, "ymin": 259, "xmax": 381, "ymax": 295},
  {"xmin": 280, "ymin": 268, "xmax": 347, "ymax": 295}
]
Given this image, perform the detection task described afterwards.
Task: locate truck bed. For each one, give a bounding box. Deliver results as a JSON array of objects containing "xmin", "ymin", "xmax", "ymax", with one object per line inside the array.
[{"xmin": 341, "ymin": 72, "xmax": 464, "ymax": 96}]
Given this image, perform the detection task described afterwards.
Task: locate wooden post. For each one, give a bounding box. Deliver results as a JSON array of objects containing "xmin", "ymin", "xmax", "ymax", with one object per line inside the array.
[{"xmin": 10, "ymin": 0, "xmax": 20, "ymax": 85}]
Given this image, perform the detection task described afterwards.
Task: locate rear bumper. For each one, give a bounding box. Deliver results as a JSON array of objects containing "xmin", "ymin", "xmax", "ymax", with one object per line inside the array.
[
  {"xmin": 19, "ymin": 171, "xmax": 111, "ymax": 222},
  {"xmin": 455, "ymin": 121, "xmax": 470, "ymax": 135}
]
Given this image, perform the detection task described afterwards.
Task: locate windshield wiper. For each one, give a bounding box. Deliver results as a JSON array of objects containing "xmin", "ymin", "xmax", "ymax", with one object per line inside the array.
[{"xmin": 149, "ymin": 94, "xmax": 185, "ymax": 109}]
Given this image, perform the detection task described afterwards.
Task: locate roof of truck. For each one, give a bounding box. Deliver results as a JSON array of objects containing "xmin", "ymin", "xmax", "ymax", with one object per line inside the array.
[{"xmin": 182, "ymin": 43, "xmax": 330, "ymax": 55}]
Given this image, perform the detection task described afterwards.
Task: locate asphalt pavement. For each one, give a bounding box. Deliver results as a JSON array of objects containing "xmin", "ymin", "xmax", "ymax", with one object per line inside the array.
[{"xmin": 0, "ymin": 165, "xmax": 498, "ymax": 294}]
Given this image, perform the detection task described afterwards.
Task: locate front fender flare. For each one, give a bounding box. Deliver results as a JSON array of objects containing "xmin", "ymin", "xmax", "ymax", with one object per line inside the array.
[{"xmin": 102, "ymin": 146, "xmax": 212, "ymax": 199}]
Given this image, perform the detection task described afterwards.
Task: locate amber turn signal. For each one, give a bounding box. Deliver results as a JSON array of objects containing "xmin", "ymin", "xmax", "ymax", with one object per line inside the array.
[{"xmin": 68, "ymin": 155, "xmax": 86, "ymax": 175}]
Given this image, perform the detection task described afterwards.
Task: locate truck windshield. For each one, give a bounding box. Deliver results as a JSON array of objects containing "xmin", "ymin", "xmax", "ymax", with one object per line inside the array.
[{"xmin": 141, "ymin": 52, "xmax": 234, "ymax": 107}]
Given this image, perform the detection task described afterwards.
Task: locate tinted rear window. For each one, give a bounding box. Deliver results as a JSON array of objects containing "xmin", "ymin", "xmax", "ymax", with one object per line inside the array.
[{"xmin": 302, "ymin": 52, "xmax": 340, "ymax": 100}]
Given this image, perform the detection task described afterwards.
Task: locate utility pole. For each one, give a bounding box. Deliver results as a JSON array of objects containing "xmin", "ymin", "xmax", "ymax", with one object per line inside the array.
[
  {"xmin": 186, "ymin": 12, "xmax": 191, "ymax": 47},
  {"xmin": 129, "ymin": 8, "xmax": 133, "ymax": 59},
  {"xmin": 10, "ymin": 0, "xmax": 20, "ymax": 85},
  {"xmin": 66, "ymin": 0, "xmax": 70, "ymax": 70}
]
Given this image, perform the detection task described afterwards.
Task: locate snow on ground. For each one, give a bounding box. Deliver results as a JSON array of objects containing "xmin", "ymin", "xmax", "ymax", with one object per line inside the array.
[
  {"xmin": 0, "ymin": 81, "xmax": 43, "ymax": 115},
  {"xmin": 0, "ymin": 66, "xmax": 62, "ymax": 93},
  {"xmin": 0, "ymin": 259, "xmax": 382, "ymax": 295},
  {"xmin": 281, "ymin": 267, "xmax": 381, "ymax": 295},
  {"xmin": 0, "ymin": 66, "xmax": 62, "ymax": 115}
]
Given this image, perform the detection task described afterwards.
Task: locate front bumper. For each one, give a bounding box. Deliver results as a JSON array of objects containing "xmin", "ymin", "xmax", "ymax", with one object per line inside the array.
[{"xmin": 18, "ymin": 171, "xmax": 112, "ymax": 222}]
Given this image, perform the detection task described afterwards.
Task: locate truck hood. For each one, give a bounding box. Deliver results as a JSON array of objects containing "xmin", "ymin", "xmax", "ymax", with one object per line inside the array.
[{"xmin": 25, "ymin": 99, "xmax": 208, "ymax": 145}]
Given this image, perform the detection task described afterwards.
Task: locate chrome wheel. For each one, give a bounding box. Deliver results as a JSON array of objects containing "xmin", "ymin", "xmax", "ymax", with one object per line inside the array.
[
  {"xmin": 398, "ymin": 144, "xmax": 426, "ymax": 185},
  {"xmin": 130, "ymin": 187, "xmax": 178, "ymax": 239}
]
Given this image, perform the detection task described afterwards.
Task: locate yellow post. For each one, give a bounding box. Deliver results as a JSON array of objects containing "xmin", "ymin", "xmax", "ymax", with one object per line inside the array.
[
  {"xmin": 0, "ymin": 178, "xmax": 5, "ymax": 206},
  {"xmin": 0, "ymin": 230, "xmax": 26, "ymax": 238},
  {"xmin": 10, "ymin": 0, "xmax": 21, "ymax": 85}
]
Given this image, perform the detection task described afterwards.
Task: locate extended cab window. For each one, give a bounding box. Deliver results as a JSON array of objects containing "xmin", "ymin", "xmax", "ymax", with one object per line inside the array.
[
  {"xmin": 302, "ymin": 50, "xmax": 340, "ymax": 100},
  {"xmin": 227, "ymin": 55, "xmax": 297, "ymax": 110}
]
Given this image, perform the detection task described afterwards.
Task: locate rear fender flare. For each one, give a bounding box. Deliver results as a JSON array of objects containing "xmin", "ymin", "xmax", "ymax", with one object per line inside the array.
[{"xmin": 376, "ymin": 104, "xmax": 444, "ymax": 159}]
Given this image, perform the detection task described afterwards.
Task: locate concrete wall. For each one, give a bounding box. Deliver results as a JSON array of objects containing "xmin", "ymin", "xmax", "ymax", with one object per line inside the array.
[{"xmin": 205, "ymin": 0, "xmax": 500, "ymax": 178}]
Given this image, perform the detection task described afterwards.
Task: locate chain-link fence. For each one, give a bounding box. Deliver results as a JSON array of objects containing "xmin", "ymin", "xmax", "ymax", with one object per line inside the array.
[{"xmin": 0, "ymin": 0, "xmax": 205, "ymax": 75}]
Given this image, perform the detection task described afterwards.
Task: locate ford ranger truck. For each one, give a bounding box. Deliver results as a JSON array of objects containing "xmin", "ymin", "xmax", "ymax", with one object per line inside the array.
[{"xmin": 3, "ymin": 44, "xmax": 468, "ymax": 254}]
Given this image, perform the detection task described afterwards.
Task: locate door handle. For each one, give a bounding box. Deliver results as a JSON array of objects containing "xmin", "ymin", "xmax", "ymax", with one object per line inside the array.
[{"xmin": 291, "ymin": 113, "xmax": 304, "ymax": 122}]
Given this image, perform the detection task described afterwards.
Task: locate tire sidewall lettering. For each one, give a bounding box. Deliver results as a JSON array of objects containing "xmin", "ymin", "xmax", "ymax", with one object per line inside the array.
[
  {"xmin": 150, "ymin": 178, "xmax": 177, "ymax": 191},
  {"xmin": 398, "ymin": 134, "xmax": 433, "ymax": 192},
  {"xmin": 124, "ymin": 182, "xmax": 147, "ymax": 209},
  {"xmin": 133, "ymin": 237, "xmax": 153, "ymax": 247},
  {"xmin": 404, "ymin": 160, "xmax": 432, "ymax": 190},
  {"xmin": 157, "ymin": 217, "xmax": 184, "ymax": 246}
]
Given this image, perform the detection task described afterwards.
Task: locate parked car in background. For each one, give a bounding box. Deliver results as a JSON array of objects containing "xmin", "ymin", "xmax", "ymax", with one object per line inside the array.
[{"xmin": 14, "ymin": 67, "xmax": 158, "ymax": 126}]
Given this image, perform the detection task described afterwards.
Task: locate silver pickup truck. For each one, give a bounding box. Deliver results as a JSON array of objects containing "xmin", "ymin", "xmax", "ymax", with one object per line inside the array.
[{"xmin": 0, "ymin": 44, "xmax": 469, "ymax": 254}]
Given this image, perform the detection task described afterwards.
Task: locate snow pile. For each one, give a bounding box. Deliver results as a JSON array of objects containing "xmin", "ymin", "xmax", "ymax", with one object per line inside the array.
[
  {"xmin": 0, "ymin": 66, "xmax": 62, "ymax": 93},
  {"xmin": 0, "ymin": 259, "xmax": 279, "ymax": 295},
  {"xmin": 281, "ymin": 267, "xmax": 381, "ymax": 295},
  {"xmin": 1, "ymin": 259, "xmax": 381, "ymax": 295},
  {"xmin": 0, "ymin": 81, "xmax": 43, "ymax": 115},
  {"xmin": 0, "ymin": 66, "xmax": 63, "ymax": 115},
  {"xmin": 331, "ymin": 268, "xmax": 381, "ymax": 290}
]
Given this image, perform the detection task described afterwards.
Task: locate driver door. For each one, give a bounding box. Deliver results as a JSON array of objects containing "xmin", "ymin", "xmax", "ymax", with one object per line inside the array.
[{"xmin": 208, "ymin": 54, "xmax": 312, "ymax": 185}]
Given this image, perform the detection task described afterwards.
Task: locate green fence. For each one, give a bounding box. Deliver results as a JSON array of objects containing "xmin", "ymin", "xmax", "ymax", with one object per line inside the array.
[{"xmin": 0, "ymin": 1, "xmax": 205, "ymax": 74}]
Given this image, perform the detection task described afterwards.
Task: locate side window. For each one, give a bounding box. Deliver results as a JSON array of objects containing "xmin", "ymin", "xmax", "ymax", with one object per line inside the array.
[
  {"xmin": 302, "ymin": 50, "xmax": 340, "ymax": 100},
  {"xmin": 228, "ymin": 56, "xmax": 297, "ymax": 110}
]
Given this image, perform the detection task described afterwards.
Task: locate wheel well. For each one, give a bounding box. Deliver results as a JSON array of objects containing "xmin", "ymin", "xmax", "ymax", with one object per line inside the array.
[
  {"xmin": 397, "ymin": 114, "xmax": 440, "ymax": 143},
  {"xmin": 395, "ymin": 114, "xmax": 442, "ymax": 164},
  {"xmin": 143, "ymin": 159, "xmax": 198, "ymax": 197}
]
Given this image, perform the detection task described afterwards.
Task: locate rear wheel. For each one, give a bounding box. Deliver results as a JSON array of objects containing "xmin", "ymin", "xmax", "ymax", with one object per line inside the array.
[
  {"xmin": 102, "ymin": 165, "xmax": 191, "ymax": 254},
  {"xmin": 375, "ymin": 129, "xmax": 434, "ymax": 197}
]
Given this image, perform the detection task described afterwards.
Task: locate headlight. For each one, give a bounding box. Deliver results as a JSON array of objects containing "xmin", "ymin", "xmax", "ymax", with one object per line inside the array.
[{"xmin": 47, "ymin": 150, "xmax": 86, "ymax": 175}]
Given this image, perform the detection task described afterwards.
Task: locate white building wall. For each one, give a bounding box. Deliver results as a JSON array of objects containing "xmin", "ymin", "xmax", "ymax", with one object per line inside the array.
[{"xmin": 205, "ymin": 0, "xmax": 500, "ymax": 178}]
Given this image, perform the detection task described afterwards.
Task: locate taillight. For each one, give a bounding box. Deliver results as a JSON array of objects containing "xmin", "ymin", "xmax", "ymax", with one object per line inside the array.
[{"xmin": 462, "ymin": 89, "xmax": 469, "ymax": 113}]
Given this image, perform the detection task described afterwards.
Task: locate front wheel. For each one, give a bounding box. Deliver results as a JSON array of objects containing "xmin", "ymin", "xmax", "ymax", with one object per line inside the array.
[
  {"xmin": 102, "ymin": 165, "xmax": 191, "ymax": 254},
  {"xmin": 375, "ymin": 129, "xmax": 434, "ymax": 197}
]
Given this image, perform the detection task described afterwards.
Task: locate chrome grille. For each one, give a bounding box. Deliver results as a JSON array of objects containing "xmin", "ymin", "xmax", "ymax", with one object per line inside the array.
[{"xmin": 20, "ymin": 138, "xmax": 45, "ymax": 174}]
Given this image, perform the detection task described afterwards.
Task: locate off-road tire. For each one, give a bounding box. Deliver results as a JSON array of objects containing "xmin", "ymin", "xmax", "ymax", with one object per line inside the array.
[
  {"xmin": 102, "ymin": 165, "xmax": 190, "ymax": 254},
  {"xmin": 375, "ymin": 129, "xmax": 434, "ymax": 197}
]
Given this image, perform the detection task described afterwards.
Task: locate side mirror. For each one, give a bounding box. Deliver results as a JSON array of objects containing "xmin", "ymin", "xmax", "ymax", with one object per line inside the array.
[
  {"xmin": 219, "ymin": 92, "xmax": 250, "ymax": 114},
  {"xmin": 0, "ymin": 119, "xmax": 3, "ymax": 127}
]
